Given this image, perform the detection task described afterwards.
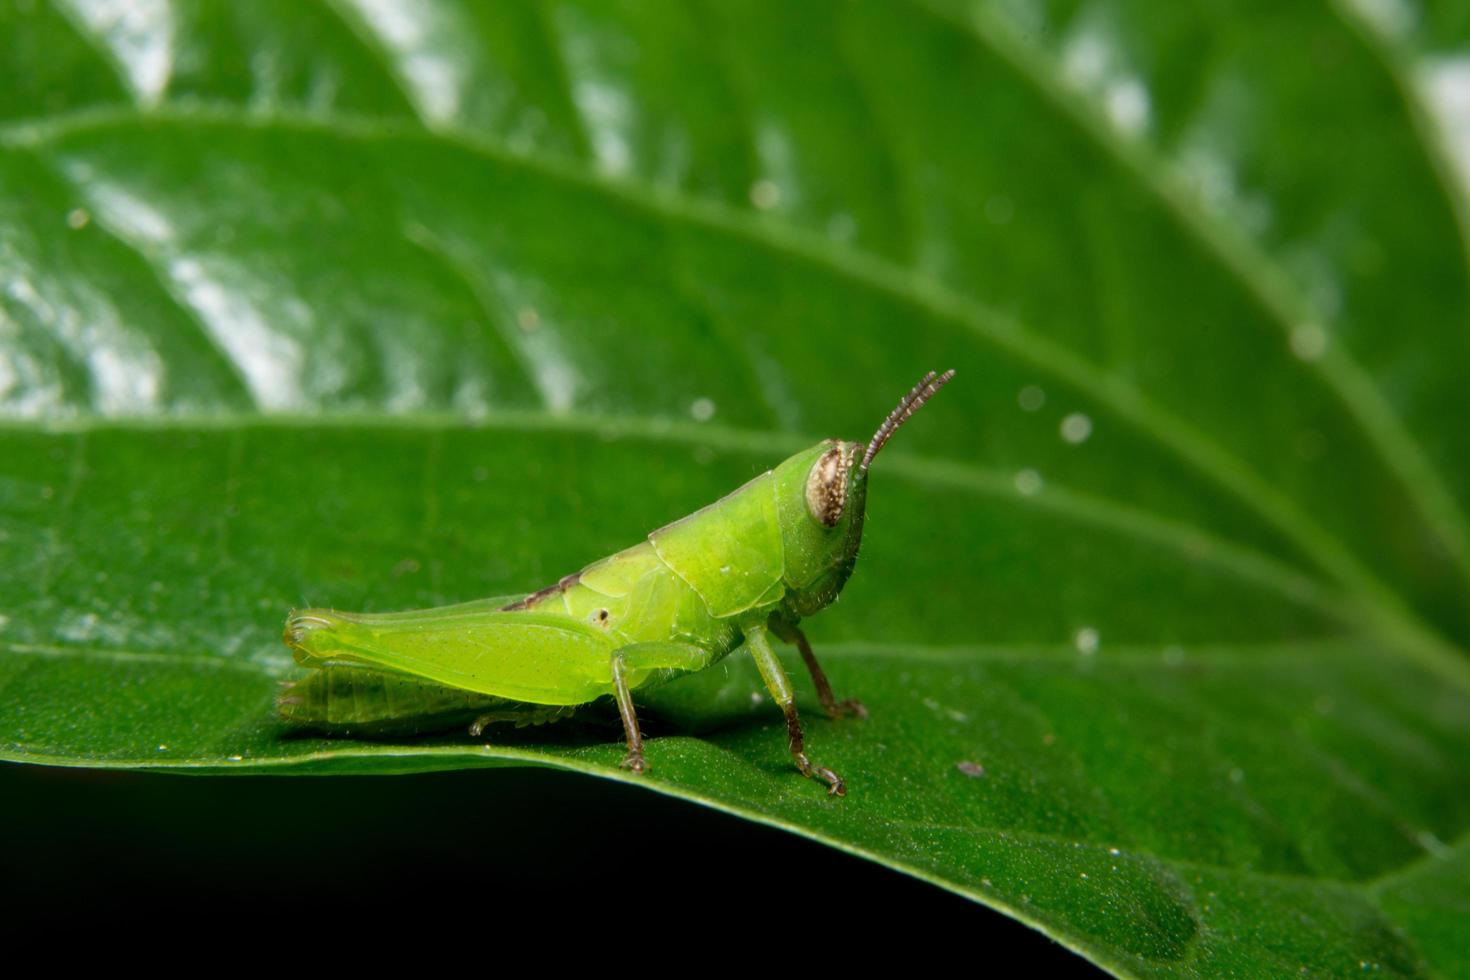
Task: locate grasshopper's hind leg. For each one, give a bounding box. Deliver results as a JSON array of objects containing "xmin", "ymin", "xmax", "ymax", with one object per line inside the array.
[
  {"xmin": 771, "ymin": 619, "xmax": 867, "ymax": 720},
  {"xmin": 746, "ymin": 624, "xmax": 845, "ymax": 796}
]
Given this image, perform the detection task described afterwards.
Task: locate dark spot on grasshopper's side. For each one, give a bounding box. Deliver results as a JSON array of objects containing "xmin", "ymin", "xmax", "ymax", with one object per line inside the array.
[{"xmin": 499, "ymin": 572, "xmax": 581, "ymax": 611}]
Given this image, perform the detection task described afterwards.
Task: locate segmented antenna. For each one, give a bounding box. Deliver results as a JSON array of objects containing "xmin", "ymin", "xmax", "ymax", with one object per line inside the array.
[{"xmin": 861, "ymin": 369, "xmax": 956, "ymax": 471}]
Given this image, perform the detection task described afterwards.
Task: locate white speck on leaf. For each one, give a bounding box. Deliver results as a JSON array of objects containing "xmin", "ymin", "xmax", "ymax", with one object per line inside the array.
[
  {"xmin": 1105, "ymin": 78, "xmax": 1151, "ymax": 134},
  {"xmin": 1290, "ymin": 322, "xmax": 1328, "ymax": 361},
  {"xmin": 1060, "ymin": 412, "xmax": 1093, "ymax": 444},
  {"xmin": 749, "ymin": 180, "xmax": 780, "ymax": 210},
  {"xmin": 1014, "ymin": 469, "xmax": 1043, "ymax": 496}
]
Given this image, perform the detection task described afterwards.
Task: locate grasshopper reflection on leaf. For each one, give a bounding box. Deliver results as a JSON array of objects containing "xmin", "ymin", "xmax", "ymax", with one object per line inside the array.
[{"xmin": 280, "ymin": 370, "xmax": 956, "ymax": 796}]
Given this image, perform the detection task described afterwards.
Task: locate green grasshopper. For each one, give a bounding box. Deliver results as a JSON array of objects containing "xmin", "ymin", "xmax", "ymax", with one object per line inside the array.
[{"xmin": 280, "ymin": 370, "xmax": 955, "ymax": 795}]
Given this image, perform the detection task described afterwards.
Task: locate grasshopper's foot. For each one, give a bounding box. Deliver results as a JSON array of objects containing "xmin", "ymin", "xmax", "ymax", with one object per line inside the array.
[
  {"xmin": 751, "ymin": 624, "xmax": 848, "ymax": 797},
  {"xmin": 620, "ymin": 750, "xmax": 649, "ymax": 774},
  {"xmin": 794, "ymin": 753, "xmax": 846, "ymax": 797},
  {"xmin": 468, "ymin": 715, "xmax": 496, "ymax": 738},
  {"xmin": 827, "ymin": 697, "xmax": 868, "ymax": 721}
]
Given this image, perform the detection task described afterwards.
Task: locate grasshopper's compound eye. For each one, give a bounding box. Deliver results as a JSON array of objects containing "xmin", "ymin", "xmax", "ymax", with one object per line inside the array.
[{"xmin": 805, "ymin": 444, "xmax": 853, "ymax": 527}]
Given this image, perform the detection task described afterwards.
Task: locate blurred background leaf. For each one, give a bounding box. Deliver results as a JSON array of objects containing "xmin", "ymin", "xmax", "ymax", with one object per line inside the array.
[{"xmin": 2, "ymin": 1, "xmax": 1469, "ymax": 975}]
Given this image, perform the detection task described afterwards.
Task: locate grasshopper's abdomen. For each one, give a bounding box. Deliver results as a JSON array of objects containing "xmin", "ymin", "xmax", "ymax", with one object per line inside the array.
[
  {"xmin": 508, "ymin": 470, "xmax": 788, "ymax": 662},
  {"xmin": 543, "ymin": 542, "xmax": 740, "ymax": 654},
  {"xmin": 277, "ymin": 665, "xmax": 576, "ymax": 735}
]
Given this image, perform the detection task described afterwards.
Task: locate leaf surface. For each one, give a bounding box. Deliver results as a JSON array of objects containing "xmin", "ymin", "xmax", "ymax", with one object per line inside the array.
[{"xmin": 3, "ymin": 2, "xmax": 1469, "ymax": 975}]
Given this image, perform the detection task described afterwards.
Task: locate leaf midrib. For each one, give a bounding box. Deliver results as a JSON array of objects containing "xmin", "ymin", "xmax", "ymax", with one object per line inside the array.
[
  {"xmin": 6, "ymin": 403, "xmax": 1467, "ymax": 687},
  {"xmin": 0, "ymin": 408, "xmax": 1356, "ymax": 633}
]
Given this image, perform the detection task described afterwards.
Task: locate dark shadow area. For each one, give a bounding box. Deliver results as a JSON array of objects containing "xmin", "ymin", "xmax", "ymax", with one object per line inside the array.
[{"xmin": 1, "ymin": 762, "xmax": 1096, "ymax": 970}]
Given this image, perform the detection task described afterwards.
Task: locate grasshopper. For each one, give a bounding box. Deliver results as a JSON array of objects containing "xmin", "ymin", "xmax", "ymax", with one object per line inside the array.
[{"xmin": 280, "ymin": 370, "xmax": 955, "ymax": 795}]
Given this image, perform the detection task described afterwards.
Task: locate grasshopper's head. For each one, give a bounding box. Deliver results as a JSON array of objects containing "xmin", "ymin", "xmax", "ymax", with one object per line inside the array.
[{"xmin": 776, "ymin": 370, "xmax": 955, "ymax": 617}]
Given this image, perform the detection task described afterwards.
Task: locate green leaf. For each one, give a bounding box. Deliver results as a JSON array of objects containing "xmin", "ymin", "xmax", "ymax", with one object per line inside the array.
[{"xmin": 3, "ymin": 1, "xmax": 1469, "ymax": 974}]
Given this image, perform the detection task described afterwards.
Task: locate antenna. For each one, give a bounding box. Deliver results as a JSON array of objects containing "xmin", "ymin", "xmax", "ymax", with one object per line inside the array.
[{"xmin": 861, "ymin": 369, "xmax": 956, "ymax": 471}]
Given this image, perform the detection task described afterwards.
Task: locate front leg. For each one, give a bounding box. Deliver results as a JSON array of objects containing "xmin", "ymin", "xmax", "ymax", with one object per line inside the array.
[
  {"xmin": 746, "ymin": 624, "xmax": 845, "ymax": 796},
  {"xmin": 769, "ymin": 619, "xmax": 867, "ymax": 720}
]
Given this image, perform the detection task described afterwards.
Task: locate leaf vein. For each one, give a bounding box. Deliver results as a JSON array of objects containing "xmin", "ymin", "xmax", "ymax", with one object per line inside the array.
[
  {"xmin": 524, "ymin": 0, "xmax": 594, "ymax": 162},
  {"xmin": 314, "ymin": 0, "xmax": 431, "ymax": 128},
  {"xmin": 396, "ymin": 226, "xmax": 555, "ymax": 412},
  {"xmin": 45, "ymin": 0, "xmax": 143, "ymax": 107}
]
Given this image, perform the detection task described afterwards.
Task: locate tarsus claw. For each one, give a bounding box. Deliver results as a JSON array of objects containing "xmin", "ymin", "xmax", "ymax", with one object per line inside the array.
[
  {"xmin": 794, "ymin": 752, "xmax": 846, "ymax": 796},
  {"xmin": 818, "ymin": 766, "xmax": 846, "ymax": 796}
]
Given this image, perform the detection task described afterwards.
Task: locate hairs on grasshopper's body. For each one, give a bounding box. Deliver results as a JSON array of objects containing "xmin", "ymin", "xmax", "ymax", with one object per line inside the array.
[{"xmin": 282, "ymin": 370, "xmax": 955, "ymax": 796}]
